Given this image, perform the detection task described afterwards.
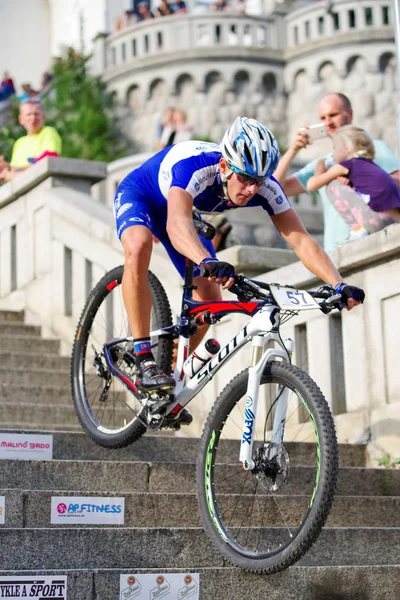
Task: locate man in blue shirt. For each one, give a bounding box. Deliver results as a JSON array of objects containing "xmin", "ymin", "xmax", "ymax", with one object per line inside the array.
[
  {"xmin": 115, "ymin": 116, "xmax": 364, "ymax": 392},
  {"xmin": 274, "ymin": 93, "xmax": 400, "ymax": 252}
]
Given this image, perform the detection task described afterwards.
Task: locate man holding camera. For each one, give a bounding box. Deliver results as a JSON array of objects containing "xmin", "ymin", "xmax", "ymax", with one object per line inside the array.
[{"xmin": 274, "ymin": 93, "xmax": 400, "ymax": 251}]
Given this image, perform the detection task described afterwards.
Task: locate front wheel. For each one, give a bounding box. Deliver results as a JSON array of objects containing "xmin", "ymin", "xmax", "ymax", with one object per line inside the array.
[
  {"xmin": 71, "ymin": 266, "xmax": 173, "ymax": 448},
  {"xmin": 197, "ymin": 361, "xmax": 338, "ymax": 573}
]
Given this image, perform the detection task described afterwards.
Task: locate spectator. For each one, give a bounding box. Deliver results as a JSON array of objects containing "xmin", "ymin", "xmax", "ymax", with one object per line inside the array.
[
  {"xmin": 172, "ymin": 109, "xmax": 193, "ymax": 144},
  {"xmin": 125, "ymin": 9, "xmax": 137, "ymax": 25},
  {"xmin": 41, "ymin": 71, "xmax": 53, "ymax": 90},
  {"xmin": 211, "ymin": 0, "xmax": 227, "ymax": 11},
  {"xmin": 274, "ymin": 93, "xmax": 400, "ymax": 251},
  {"xmin": 0, "ymin": 72, "xmax": 16, "ymax": 100},
  {"xmin": 0, "ymin": 98, "xmax": 62, "ymax": 183},
  {"xmin": 226, "ymin": 0, "xmax": 246, "ymax": 14},
  {"xmin": 156, "ymin": 0, "xmax": 173, "ymax": 16},
  {"xmin": 157, "ymin": 106, "xmax": 177, "ymax": 149},
  {"xmin": 137, "ymin": 2, "xmax": 154, "ymax": 21},
  {"xmin": 169, "ymin": 0, "xmax": 187, "ymax": 14},
  {"xmin": 307, "ymin": 125, "xmax": 400, "ymax": 240},
  {"xmin": 17, "ymin": 83, "xmax": 39, "ymax": 102}
]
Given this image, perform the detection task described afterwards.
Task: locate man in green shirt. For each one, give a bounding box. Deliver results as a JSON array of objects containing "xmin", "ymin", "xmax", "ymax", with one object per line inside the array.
[{"xmin": 0, "ymin": 99, "xmax": 62, "ymax": 182}]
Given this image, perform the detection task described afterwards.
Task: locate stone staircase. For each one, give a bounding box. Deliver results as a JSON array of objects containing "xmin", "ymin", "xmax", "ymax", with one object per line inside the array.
[{"xmin": 0, "ymin": 310, "xmax": 399, "ymax": 599}]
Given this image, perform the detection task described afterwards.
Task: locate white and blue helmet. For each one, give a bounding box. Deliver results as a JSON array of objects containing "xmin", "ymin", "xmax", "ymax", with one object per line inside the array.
[{"xmin": 221, "ymin": 116, "xmax": 280, "ymax": 180}]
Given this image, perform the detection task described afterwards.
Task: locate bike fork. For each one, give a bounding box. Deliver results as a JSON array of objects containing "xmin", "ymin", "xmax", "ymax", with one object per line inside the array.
[{"xmin": 239, "ymin": 334, "xmax": 292, "ymax": 470}]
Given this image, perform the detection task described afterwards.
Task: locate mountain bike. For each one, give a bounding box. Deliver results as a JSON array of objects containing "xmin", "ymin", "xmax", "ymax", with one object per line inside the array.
[{"xmin": 71, "ymin": 217, "xmax": 341, "ymax": 573}]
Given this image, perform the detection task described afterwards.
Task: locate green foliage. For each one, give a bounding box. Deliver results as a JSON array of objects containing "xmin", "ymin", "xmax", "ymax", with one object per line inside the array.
[
  {"xmin": 0, "ymin": 99, "xmax": 25, "ymax": 161},
  {"xmin": 0, "ymin": 47, "xmax": 131, "ymax": 163},
  {"xmin": 43, "ymin": 48, "xmax": 130, "ymax": 161}
]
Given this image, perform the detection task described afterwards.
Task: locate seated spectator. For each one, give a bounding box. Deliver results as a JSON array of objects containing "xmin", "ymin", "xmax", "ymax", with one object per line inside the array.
[
  {"xmin": 125, "ymin": 9, "xmax": 138, "ymax": 25},
  {"xmin": 307, "ymin": 125, "xmax": 400, "ymax": 241},
  {"xmin": 157, "ymin": 0, "xmax": 173, "ymax": 16},
  {"xmin": 226, "ymin": 0, "xmax": 246, "ymax": 13},
  {"xmin": 137, "ymin": 2, "xmax": 154, "ymax": 21},
  {"xmin": 211, "ymin": 0, "xmax": 227, "ymax": 11},
  {"xmin": 169, "ymin": 0, "xmax": 187, "ymax": 14},
  {"xmin": 41, "ymin": 71, "xmax": 53, "ymax": 90},
  {"xmin": 0, "ymin": 72, "xmax": 16, "ymax": 100},
  {"xmin": 17, "ymin": 83, "xmax": 39, "ymax": 102},
  {"xmin": 115, "ymin": 15, "xmax": 125, "ymax": 30},
  {"xmin": 0, "ymin": 98, "xmax": 62, "ymax": 183}
]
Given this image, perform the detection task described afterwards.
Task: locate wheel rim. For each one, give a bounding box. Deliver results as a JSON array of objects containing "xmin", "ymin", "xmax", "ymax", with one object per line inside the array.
[
  {"xmin": 76, "ymin": 274, "xmax": 163, "ymax": 435},
  {"xmin": 204, "ymin": 373, "xmax": 326, "ymax": 561}
]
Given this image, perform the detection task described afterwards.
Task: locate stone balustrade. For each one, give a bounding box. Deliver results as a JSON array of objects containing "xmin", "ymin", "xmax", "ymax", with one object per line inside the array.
[
  {"xmin": 285, "ymin": 0, "xmax": 393, "ymax": 51},
  {"xmin": 99, "ymin": 13, "xmax": 285, "ymax": 78}
]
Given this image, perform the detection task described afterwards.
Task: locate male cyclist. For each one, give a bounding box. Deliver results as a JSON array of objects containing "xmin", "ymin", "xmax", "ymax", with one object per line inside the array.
[{"xmin": 115, "ymin": 117, "xmax": 364, "ymax": 393}]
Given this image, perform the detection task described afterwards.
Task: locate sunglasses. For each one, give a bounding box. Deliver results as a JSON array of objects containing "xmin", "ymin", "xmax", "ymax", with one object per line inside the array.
[{"xmin": 230, "ymin": 166, "xmax": 265, "ymax": 188}]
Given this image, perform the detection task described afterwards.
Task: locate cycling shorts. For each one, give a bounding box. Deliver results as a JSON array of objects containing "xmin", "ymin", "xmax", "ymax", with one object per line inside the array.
[{"xmin": 114, "ymin": 190, "xmax": 216, "ymax": 279}]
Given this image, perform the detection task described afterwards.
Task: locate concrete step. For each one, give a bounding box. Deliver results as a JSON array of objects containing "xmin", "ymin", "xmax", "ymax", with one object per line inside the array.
[
  {"xmin": 0, "ymin": 430, "xmax": 368, "ymax": 467},
  {"xmin": 1, "ymin": 459, "xmax": 399, "ymax": 496},
  {"xmin": 0, "ymin": 351, "xmax": 70, "ymax": 370},
  {"xmin": 0, "ymin": 334, "xmax": 60, "ymax": 354},
  {"xmin": 0, "ymin": 367, "xmax": 69, "ymax": 387},
  {"xmin": 0, "ymin": 404, "xmax": 79, "ymax": 427},
  {"xmin": 2, "ymin": 490, "xmax": 399, "ymax": 529},
  {"xmin": 1, "ymin": 566, "xmax": 397, "ymax": 600},
  {"xmin": 0, "ymin": 421, "xmax": 82, "ymax": 432},
  {"xmin": 0, "ymin": 527, "xmax": 398, "ymax": 570},
  {"xmin": 0, "ymin": 385, "xmax": 73, "ymax": 405},
  {"xmin": 0, "ymin": 322, "xmax": 41, "ymax": 337},
  {"xmin": 0, "ymin": 310, "xmax": 24, "ymax": 322}
]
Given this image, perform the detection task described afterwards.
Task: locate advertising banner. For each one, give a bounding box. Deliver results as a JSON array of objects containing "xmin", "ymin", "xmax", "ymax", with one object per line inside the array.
[
  {"xmin": 0, "ymin": 433, "xmax": 53, "ymax": 460},
  {"xmin": 0, "ymin": 576, "xmax": 67, "ymax": 598},
  {"xmin": 120, "ymin": 573, "xmax": 200, "ymax": 600},
  {"xmin": 51, "ymin": 496, "xmax": 125, "ymax": 525}
]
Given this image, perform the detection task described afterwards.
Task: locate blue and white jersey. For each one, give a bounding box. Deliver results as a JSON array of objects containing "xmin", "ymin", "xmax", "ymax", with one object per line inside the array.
[{"xmin": 116, "ymin": 140, "xmax": 291, "ymax": 219}]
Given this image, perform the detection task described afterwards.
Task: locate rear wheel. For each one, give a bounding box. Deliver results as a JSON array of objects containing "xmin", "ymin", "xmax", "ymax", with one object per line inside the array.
[
  {"xmin": 197, "ymin": 361, "xmax": 338, "ymax": 573},
  {"xmin": 71, "ymin": 265, "xmax": 173, "ymax": 448}
]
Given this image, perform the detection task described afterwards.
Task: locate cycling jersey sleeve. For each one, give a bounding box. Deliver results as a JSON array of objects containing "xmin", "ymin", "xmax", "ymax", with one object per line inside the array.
[
  {"xmin": 158, "ymin": 142, "xmax": 221, "ymax": 199},
  {"xmin": 254, "ymin": 177, "xmax": 291, "ymax": 216}
]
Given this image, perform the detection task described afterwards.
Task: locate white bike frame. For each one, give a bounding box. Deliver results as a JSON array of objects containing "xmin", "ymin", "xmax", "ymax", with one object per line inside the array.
[{"xmin": 151, "ymin": 305, "xmax": 291, "ymax": 470}]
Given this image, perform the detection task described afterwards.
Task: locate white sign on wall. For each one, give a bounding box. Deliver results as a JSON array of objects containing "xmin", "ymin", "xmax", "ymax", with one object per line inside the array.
[
  {"xmin": 0, "ymin": 576, "xmax": 67, "ymax": 598},
  {"xmin": 0, "ymin": 433, "xmax": 53, "ymax": 460},
  {"xmin": 120, "ymin": 573, "xmax": 200, "ymax": 600},
  {"xmin": 0, "ymin": 496, "xmax": 4, "ymax": 525},
  {"xmin": 51, "ymin": 496, "xmax": 125, "ymax": 525}
]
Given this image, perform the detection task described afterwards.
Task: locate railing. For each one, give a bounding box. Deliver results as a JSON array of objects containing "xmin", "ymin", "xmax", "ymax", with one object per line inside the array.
[
  {"xmin": 101, "ymin": 13, "xmax": 285, "ymax": 74},
  {"xmin": 0, "ymin": 158, "xmax": 181, "ymax": 350},
  {"xmin": 285, "ymin": 0, "xmax": 393, "ymax": 48}
]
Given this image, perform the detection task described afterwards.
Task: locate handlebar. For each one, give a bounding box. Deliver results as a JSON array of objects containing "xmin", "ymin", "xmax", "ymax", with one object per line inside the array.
[
  {"xmin": 229, "ymin": 275, "xmax": 343, "ymax": 313},
  {"xmin": 192, "ymin": 213, "xmax": 342, "ymax": 313}
]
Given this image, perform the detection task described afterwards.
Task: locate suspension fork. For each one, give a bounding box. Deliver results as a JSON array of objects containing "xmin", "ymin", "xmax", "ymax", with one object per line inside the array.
[{"xmin": 239, "ymin": 333, "xmax": 292, "ymax": 470}]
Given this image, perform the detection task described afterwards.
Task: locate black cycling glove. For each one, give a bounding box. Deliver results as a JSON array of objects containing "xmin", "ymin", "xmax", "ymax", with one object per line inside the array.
[
  {"xmin": 199, "ymin": 258, "xmax": 235, "ymax": 279},
  {"xmin": 335, "ymin": 282, "xmax": 365, "ymax": 304}
]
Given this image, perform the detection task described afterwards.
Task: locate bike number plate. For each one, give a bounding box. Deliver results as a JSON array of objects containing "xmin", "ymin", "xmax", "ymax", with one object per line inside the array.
[{"xmin": 270, "ymin": 286, "xmax": 319, "ymax": 310}]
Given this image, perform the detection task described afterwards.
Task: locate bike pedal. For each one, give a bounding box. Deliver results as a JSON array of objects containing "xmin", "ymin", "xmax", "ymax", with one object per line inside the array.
[
  {"xmin": 147, "ymin": 393, "xmax": 175, "ymax": 414},
  {"xmin": 175, "ymin": 408, "xmax": 193, "ymax": 426}
]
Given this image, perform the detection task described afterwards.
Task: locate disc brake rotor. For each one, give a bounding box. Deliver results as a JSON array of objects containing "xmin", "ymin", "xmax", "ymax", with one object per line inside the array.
[{"xmin": 254, "ymin": 442, "xmax": 290, "ymax": 493}]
